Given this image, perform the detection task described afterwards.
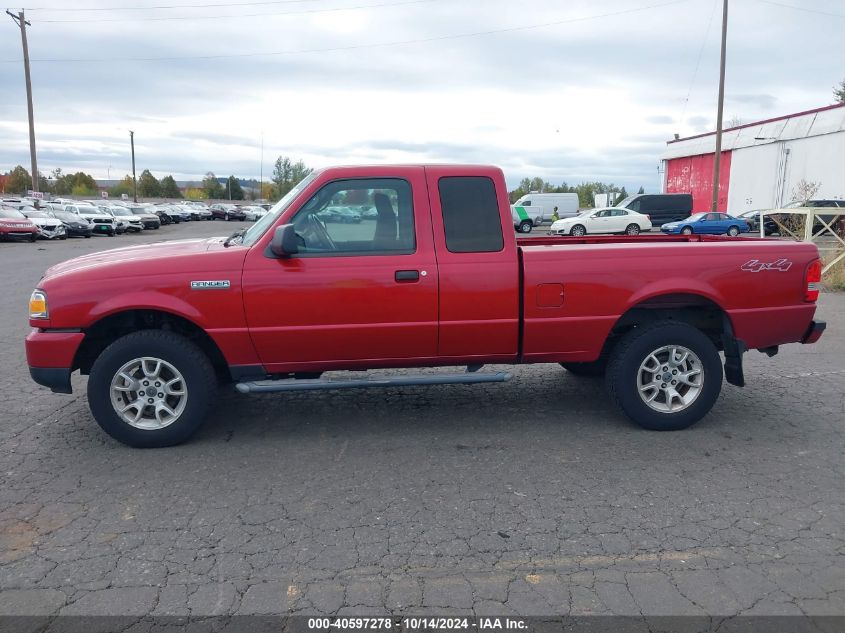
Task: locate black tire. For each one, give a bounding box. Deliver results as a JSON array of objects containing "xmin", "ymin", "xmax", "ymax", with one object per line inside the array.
[
  {"xmin": 625, "ymin": 224, "xmax": 641, "ymax": 236},
  {"xmin": 605, "ymin": 321, "xmax": 722, "ymax": 431},
  {"xmin": 681, "ymin": 226, "xmax": 693, "ymax": 235},
  {"xmin": 560, "ymin": 360, "xmax": 606, "ymax": 377},
  {"xmin": 727, "ymin": 225, "xmax": 740, "ymax": 237},
  {"xmin": 84, "ymin": 234, "xmax": 91, "ymax": 239},
  {"xmin": 518, "ymin": 220, "xmax": 533, "ymax": 234},
  {"xmin": 571, "ymin": 224, "xmax": 586, "ymax": 237},
  {"xmin": 60, "ymin": 235, "xmax": 67, "ymax": 240},
  {"xmin": 87, "ymin": 330, "xmax": 218, "ymax": 448},
  {"xmin": 30, "ymin": 234, "xmax": 37, "ymax": 242}
]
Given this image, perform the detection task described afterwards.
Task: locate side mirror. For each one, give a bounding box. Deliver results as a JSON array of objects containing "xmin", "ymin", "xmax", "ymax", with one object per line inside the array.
[{"xmin": 270, "ymin": 224, "xmax": 299, "ymax": 257}]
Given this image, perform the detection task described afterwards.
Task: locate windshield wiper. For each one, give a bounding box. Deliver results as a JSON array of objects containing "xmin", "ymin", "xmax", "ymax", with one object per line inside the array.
[{"xmin": 223, "ymin": 228, "xmax": 247, "ymax": 248}]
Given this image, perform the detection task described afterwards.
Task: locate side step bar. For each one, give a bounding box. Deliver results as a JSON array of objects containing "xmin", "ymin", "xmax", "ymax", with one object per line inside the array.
[{"xmin": 235, "ymin": 371, "xmax": 512, "ymax": 394}]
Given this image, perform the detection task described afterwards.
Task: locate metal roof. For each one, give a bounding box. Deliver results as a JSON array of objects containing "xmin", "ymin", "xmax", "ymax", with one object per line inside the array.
[{"xmin": 662, "ymin": 102, "xmax": 845, "ymax": 160}]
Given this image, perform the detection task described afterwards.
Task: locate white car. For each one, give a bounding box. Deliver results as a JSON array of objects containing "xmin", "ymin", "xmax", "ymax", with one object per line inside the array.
[
  {"xmin": 57, "ymin": 203, "xmax": 117, "ymax": 236},
  {"xmin": 20, "ymin": 207, "xmax": 67, "ymax": 240},
  {"xmin": 240, "ymin": 205, "xmax": 268, "ymax": 221},
  {"xmin": 548, "ymin": 207, "xmax": 652, "ymax": 237}
]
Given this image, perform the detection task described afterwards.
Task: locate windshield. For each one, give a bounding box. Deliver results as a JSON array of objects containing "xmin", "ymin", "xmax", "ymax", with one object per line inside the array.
[
  {"xmin": 0, "ymin": 208, "xmax": 26, "ymax": 219},
  {"xmin": 615, "ymin": 195, "xmax": 637, "ymax": 208},
  {"xmin": 24, "ymin": 210, "xmax": 50, "ymax": 218},
  {"xmin": 241, "ymin": 171, "xmax": 320, "ymax": 247},
  {"xmin": 688, "ymin": 213, "xmax": 706, "ymax": 221},
  {"xmin": 53, "ymin": 212, "xmax": 78, "ymax": 222}
]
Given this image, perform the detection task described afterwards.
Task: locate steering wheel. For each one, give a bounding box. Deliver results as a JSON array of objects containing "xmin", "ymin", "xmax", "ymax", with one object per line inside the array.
[{"xmin": 296, "ymin": 213, "xmax": 335, "ymax": 251}]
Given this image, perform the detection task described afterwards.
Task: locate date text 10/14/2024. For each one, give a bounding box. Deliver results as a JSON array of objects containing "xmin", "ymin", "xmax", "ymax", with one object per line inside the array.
[{"xmin": 307, "ymin": 617, "xmax": 528, "ymax": 630}]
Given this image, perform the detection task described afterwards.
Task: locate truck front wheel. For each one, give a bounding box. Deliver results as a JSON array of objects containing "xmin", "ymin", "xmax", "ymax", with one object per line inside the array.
[
  {"xmin": 605, "ymin": 321, "xmax": 722, "ymax": 431},
  {"xmin": 87, "ymin": 330, "xmax": 217, "ymax": 447},
  {"xmin": 518, "ymin": 220, "xmax": 533, "ymax": 233}
]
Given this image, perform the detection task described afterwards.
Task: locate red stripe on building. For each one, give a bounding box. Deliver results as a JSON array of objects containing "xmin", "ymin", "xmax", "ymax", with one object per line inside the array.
[{"xmin": 666, "ymin": 151, "xmax": 731, "ymax": 212}]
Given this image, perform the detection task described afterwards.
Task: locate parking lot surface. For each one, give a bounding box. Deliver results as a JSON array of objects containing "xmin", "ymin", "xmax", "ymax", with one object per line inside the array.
[{"xmin": 1, "ymin": 222, "xmax": 844, "ymax": 619}]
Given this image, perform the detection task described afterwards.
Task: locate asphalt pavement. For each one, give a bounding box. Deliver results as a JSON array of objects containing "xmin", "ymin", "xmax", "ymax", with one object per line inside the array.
[{"xmin": 1, "ymin": 220, "xmax": 843, "ymax": 621}]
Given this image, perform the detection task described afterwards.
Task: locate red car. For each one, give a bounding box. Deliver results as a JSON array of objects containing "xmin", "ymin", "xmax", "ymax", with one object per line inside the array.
[
  {"xmin": 0, "ymin": 207, "xmax": 38, "ymax": 242},
  {"xmin": 25, "ymin": 165, "xmax": 825, "ymax": 447}
]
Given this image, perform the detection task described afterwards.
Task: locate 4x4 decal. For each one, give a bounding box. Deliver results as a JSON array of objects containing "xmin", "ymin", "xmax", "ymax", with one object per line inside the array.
[{"xmin": 741, "ymin": 258, "xmax": 792, "ymax": 272}]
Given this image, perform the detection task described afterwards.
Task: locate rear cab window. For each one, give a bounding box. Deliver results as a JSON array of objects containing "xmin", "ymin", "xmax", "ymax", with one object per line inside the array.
[{"xmin": 438, "ymin": 176, "xmax": 504, "ymax": 253}]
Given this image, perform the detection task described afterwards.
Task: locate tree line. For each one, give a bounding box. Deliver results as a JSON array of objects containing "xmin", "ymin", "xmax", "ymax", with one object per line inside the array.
[
  {"xmin": 509, "ymin": 177, "xmax": 644, "ymax": 208},
  {"xmin": 2, "ymin": 155, "xmax": 314, "ymax": 202}
]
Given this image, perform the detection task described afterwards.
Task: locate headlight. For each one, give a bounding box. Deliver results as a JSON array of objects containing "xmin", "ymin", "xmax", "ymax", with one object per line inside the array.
[{"xmin": 29, "ymin": 289, "xmax": 49, "ymax": 319}]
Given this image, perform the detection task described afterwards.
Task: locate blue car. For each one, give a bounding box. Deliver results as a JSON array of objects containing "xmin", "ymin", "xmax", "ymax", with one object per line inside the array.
[{"xmin": 661, "ymin": 212, "xmax": 749, "ymax": 236}]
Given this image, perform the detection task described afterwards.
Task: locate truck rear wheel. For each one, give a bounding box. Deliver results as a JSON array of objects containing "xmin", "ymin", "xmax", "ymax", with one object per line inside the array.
[
  {"xmin": 518, "ymin": 220, "xmax": 533, "ymax": 233},
  {"xmin": 87, "ymin": 330, "xmax": 217, "ymax": 447},
  {"xmin": 605, "ymin": 321, "xmax": 722, "ymax": 431}
]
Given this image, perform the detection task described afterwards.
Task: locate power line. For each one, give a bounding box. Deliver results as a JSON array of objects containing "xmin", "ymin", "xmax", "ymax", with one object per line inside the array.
[
  {"xmin": 2, "ymin": 0, "xmax": 691, "ymax": 64},
  {"xmin": 755, "ymin": 0, "xmax": 845, "ymax": 19},
  {"xmin": 679, "ymin": 0, "xmax": 717, "ymax": 125},
  {"xmin": 39, "ymin": 0, "xmax": 439, "ymax": 23},
  {"xmin": 25, "ymin": 0, "xmax": 328, "ymax": 11}
]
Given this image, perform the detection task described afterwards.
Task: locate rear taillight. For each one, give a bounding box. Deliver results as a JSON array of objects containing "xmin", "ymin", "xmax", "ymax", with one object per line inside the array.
[{"xmin": 805, "ymin": 259, "xmax": 821, "ymax": 302}]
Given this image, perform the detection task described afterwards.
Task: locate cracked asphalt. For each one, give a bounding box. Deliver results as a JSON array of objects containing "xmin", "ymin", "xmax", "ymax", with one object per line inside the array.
[{"xmin": 1, "ymin": 221, "xmax": 844, "ymax": 619}]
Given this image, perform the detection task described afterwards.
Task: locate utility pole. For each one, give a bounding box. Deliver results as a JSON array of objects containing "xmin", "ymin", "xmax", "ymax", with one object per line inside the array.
[
  {"xmin": 711, "ymin": 0, "xmax": 729, "ymax": 213},
  {"xmin": 7, "ymin": 9, "xmax": 38, "ymax": 193},
  {"xmin": 130, "ymin": 130, "xmax": 137, "ymax": 202},
  {"xmin": 259, "ymin": 133, "xmax": 264, "ymax": 200}
]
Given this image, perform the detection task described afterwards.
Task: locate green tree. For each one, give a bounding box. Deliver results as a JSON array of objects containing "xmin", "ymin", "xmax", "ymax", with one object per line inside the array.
[
  {"xmin": 202, "ymin": 172, "xmax": 224, "ymax": 199},
  {"xmin": 137, "ymin": 169, "xmax": 161, "ymax": 197},
  {"xmin": 160, "ymin": 175, "xmax": 182, "ymax": 198},
  {"xmin": 272, "ymin": 156, "xmax": 312, "ymax": 199},
  {"xmin": 225, "ymin": 175, "xmax": 244, "ymax": 200},
  {"xmin": 184, "ymin": 187, "xmax": 206, "ymax": 200},
  {"xmin": 109, "ymin": 175, "xmax": 135, "ymax": 198},
  {"xmin": 637, "ymin": 186, "xmax": 645, "ymax": 194},
  {"xmin": 5, "ymin": 165, "xmax": 32, "ymax": 193},
  {"xmin": 834, "ymin": 79, "xmax": 845, "ymax": 103}
]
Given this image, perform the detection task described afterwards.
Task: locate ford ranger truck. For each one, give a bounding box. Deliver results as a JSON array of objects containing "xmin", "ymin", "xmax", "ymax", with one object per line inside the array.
[{"xmin": 25, "ymin": 165, "xmax": 826, "ymax": 447}]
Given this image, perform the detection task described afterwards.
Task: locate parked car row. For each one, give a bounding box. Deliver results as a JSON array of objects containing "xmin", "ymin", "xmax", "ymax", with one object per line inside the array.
[
  {"xmin": 545, "ymin": 195, "xmax": 843, "ymax": 238},
  {"xmin": 0, "ymin": 198, "xmax": 216, "ymax": 243}
]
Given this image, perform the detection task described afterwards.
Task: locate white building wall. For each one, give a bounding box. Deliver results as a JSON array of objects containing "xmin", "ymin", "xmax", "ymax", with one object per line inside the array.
[{"xmin": 727, "ymin": 131, "xmax": 845, "ymax": 212}]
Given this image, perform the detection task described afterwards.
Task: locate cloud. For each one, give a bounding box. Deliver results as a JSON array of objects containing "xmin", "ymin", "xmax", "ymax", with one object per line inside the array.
[{"xmin": 0, "ymin": 0, "xmax": 840, "ymax": 192}]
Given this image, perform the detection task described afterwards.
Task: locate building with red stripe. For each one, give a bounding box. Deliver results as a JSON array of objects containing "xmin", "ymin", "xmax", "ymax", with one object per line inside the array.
[{"xmin": 661, "ymin": 103, "xmax": 845, "ymax": 213}]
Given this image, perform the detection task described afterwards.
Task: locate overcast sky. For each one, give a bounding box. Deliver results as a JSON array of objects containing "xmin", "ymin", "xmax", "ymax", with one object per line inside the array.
[{"xmin": 0, "ymin": 0, "xmax": 842, "ymax": 192}]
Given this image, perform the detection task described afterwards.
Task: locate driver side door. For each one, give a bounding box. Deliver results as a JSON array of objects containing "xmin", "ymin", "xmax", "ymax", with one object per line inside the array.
[{"xmin": 241, "ymin": 170, "xmax": 439, "ymax": 373}]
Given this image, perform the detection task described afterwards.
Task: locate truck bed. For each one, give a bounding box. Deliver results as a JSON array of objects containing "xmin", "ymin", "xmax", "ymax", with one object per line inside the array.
[
  {"xmin": 516, "ymin": 235, "xmax": 819, "ymax": 361},
  {"xmin": 516, "ymin": 233, "xmax": 766, "ymax": 247}
]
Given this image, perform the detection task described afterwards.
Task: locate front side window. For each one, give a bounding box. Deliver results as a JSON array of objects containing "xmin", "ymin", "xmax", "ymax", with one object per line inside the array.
[
  {"xmin": 439, "ymin": 176, "xmax": 504, "ymax": 253},
  {"xmin": 290, "ymin": 178, "xmax": 415, "ymax": 256}
]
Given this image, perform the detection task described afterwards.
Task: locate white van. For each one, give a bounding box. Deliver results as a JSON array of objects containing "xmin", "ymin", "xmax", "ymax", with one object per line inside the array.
[{"xmin": 512, "ymin": 193, "xmax": 580, "ymax": 231}]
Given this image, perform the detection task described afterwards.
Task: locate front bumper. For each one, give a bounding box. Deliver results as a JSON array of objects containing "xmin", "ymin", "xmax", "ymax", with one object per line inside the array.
[
  {"xmin": 36, "ymin": 226, "xmax": 66, "ymax": 239},
  {"xmin": 1, "ymin": 229, "xmax": 38, "ymax": 239},
  {"xmin": 26, "ymin": 329, "xmax": 84, "ymax": 394},
  {"xmin": 29, "ymin": 367, "xmax": 73, "ymax": 394},
  {"xmin": 801, "ymin": 320, "xmax": 826, "ymax": 345},
  {"xmin": 66, "ymin": 225, "xmax": 93, "ymax": 237}
]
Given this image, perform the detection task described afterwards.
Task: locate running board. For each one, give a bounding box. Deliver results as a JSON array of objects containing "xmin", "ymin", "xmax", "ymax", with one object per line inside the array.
[{"xmin": 235, "ymin": 371, "xmax": 512, "ymax": 394}]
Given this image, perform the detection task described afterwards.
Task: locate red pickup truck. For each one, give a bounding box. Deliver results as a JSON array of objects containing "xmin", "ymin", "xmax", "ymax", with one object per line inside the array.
[{"xmin": 26, "ymin": 165, "xmax": 826, "ymax": 447}]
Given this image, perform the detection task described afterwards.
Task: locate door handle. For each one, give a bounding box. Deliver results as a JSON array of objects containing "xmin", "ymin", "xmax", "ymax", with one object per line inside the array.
[{"xmin": 395, "ymin": 270, "xmax": 420, "ymax": 282}]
